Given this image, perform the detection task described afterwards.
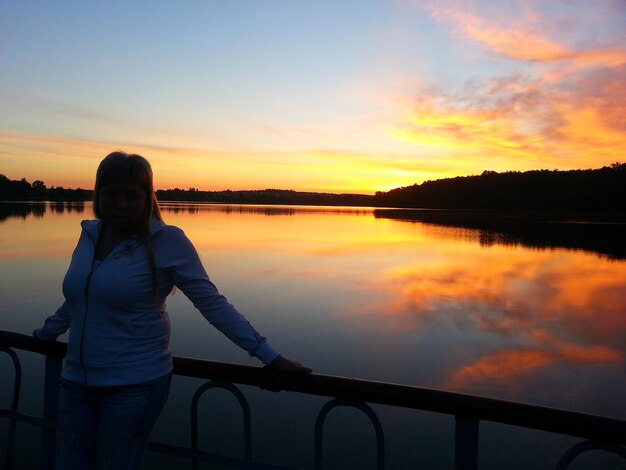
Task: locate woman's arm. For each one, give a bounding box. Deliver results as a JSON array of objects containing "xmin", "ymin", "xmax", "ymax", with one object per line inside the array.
[
  {"xmin": 164, "ymin": 226, "xmax": 311, "ymax": 373},
  {"xmin": 33, "ymin": 300, "xmax": 72, "ymax": 340}
]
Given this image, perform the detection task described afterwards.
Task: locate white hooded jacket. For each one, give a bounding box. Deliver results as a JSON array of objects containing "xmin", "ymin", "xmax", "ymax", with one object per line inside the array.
[{"xmin": 35, "ymin": 218, "xmax": 279, "ymax": 386}]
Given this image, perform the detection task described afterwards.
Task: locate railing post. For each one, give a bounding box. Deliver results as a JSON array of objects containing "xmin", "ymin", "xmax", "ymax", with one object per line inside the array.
[
  {"xmin": 41, "ymin": 354, "xmax": 62, "ymax": 470},
  {"xmin": 455, "ymin": 415, "xmax": 479, "ymax": 470},
  {"xmin": 1, "ymin": 347, "xmax": 22, "ymax": 470}
]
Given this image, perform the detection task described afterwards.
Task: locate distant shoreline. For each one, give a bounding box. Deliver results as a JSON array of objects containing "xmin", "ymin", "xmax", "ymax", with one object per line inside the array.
[{"xmin": 2, "ymin": 164, "xmax": 625, "ymax": 216}]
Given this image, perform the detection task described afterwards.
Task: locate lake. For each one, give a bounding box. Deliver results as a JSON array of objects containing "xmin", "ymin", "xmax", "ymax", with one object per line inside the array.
[{"xmin": 1, "ymin": 201, "xmax": 625, "ymax": 469}]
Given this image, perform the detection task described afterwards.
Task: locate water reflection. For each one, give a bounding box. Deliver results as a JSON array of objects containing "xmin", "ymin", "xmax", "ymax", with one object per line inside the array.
[
  {"xmin": 160, "ymin": 202, "xmax": 372, "ymax": 217},
  {"xmin": 2, "ymin": 202, "xmax": 624, "ymax": 412},
  {"xmin": 0, "ymin": 201, "xmax": 86, "ymax": 221},
  {"xmin": 361, "ymin": 247, "xmax": 625, "ymax": 379},
  {"xmin": 5, "ymin": 202, "xmax": 623, "ymax": 260},
  {"xmin": 1, "ymin": 201, "xmax": 625, "ymax": 468},
  {"xmin": 374, "ymin": 208, "xmax": 626, "ymax": 259}
]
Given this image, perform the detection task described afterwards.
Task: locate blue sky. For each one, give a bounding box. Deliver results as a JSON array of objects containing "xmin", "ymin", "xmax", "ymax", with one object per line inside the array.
[{"xmin": 2, "ymin": 0, "xmax": 625, "ymax": 193}]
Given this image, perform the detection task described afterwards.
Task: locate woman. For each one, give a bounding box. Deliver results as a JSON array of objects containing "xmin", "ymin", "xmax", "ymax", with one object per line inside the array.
[{"xmin": 34, "ymin": 151, "xmax": 311, "ymax": 469}]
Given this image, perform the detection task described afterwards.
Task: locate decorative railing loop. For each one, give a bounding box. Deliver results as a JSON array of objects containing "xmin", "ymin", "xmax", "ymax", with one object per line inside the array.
[
  {"xmin": 556, "ymin": 439, "xmax": 626, "ymax": 469},
  {"xmin": 314, "ymin": 398, "xmax": 385, "ymax": 470},
  {"xmin": 190, "ymin": 380, "xmax": 252, "ymax": 469}
]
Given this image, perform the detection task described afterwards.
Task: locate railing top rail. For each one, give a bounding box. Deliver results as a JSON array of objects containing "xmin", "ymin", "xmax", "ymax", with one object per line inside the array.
[
  {"xmin": 2, "ymin": 330, "xmax": 625, "ymax": 445},
  {"xmin": 0, "ymin": 330, "xmax": 67, "ymax": 357}
]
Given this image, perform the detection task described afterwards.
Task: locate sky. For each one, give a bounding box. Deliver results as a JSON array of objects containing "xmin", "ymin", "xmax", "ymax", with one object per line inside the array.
[{"xmin": 1, "ymin": 0, "xmax": 625, "ymax": 194}]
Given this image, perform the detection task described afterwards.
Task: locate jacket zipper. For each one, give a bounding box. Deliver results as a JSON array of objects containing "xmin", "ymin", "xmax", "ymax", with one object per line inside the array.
[
  {"xmin": 80, "ymin": 269, "xmax": 95, "ymax": 386},
  {"xmin": 78, "ymin": 232, "xmax": 129, "ymax": 386}
]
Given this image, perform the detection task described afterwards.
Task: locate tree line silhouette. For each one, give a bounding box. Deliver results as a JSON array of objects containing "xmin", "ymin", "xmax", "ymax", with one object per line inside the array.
[
  {"xmin": 2, "ymin": 163, "xmax": 625, "ymax": 214},
  {"xmin": 373, "ymin": 163, "xmax": 626, "ymax": 214},
  {"xmin": 155, "ymin": 188, "xmax": 373, "ymax": 206},
  {"xmin": 0, "ymin": 174, "xmax": 92, "ymax": 201},
  {"xmin": 0, "ymin": 174, "xmax": 370, "ymax": 206}
]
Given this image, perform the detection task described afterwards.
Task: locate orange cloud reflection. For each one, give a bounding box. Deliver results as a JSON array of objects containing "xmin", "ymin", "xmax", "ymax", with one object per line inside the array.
[
  {"xmin": 356, "ymin": 241, "xmax": 626, "ymax": 391},
  {"xmin": 445, "ymin": 344, "xmax": 621, "ymax": 390}
]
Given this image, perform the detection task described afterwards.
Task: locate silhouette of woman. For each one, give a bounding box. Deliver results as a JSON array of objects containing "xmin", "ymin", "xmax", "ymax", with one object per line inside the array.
[{"xmin": 34, "ymin": 151, "xmax": 311, "ymax": 469}]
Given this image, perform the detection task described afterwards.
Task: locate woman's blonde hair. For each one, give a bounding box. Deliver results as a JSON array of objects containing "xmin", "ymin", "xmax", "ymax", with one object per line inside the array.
[
  {"xmin": 93, "ymin": 151, "xmax": 163, "ymax": 224},
  {"xmin": 93, "ymin": 151, "xmax": 164, "ymax": 296}
]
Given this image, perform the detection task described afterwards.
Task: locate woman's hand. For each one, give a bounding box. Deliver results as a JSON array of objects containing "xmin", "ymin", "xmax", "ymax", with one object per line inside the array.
[{"xmin": 267, "ymin": 355, "xmax": 312, "ymax": 374}]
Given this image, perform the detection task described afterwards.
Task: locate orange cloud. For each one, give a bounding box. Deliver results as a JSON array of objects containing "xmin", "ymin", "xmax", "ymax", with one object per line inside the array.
[
  {"xmin": 400, "ymin": 0, "xmax": 626, "ymax": 173},
  {"xmin": 422, "ymin": 1, "xmax": 626, "ymax": 68},
  {"xmin": 431, "ymin": 7, "xmax": 570, "ymax": 62},
  {"xmin": 449, "ymin": 13, "xmax": 626, "ymax": 70},
  {"xmin": 389, "ymin": 64, "xmax": 626, "ymax": 170},
  {"xmin": 390, "ymin": 91, "xmax": 548, "ymax": 159},
  {"xmin": 570, "ymin": 48, "xmax": 626, "ymax": 70}
]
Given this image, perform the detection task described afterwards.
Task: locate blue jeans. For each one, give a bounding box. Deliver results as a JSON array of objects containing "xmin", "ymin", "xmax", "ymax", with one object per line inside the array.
[{"xmin": 55, "ymin": 374, "xmax": 172, "ymax": 470}]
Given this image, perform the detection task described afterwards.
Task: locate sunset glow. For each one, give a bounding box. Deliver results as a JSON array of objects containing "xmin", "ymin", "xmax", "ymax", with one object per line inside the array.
[{"xmin": 1, "ymin": 1, "xmax": 625, "ymax": 193}]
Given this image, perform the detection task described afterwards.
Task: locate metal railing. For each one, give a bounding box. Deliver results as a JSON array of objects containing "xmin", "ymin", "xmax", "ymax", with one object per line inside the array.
[{"xmin": 2, "ymin": 330, "xmax": 625, "ymax": 469}]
